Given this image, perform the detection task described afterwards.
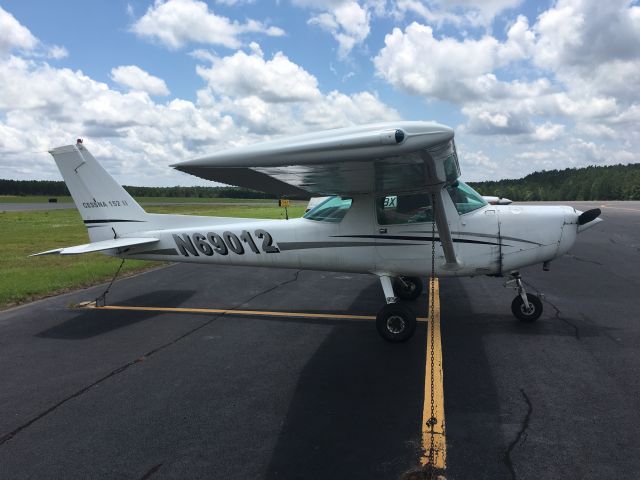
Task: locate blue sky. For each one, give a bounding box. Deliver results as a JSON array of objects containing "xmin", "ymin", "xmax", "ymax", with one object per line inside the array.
[{"xmin": 0, "ymin": 0, "xmax": 638, "ymax": 186}]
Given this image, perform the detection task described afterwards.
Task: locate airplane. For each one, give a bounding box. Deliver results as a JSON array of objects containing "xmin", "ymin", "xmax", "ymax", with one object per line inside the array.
[
  {"xmin": 482, "ymin": 195, "xmax": 513, "ymax": 205},
  {"xmin": 33, "ymin": 121, "xmax": 602, "ymax": 342}
]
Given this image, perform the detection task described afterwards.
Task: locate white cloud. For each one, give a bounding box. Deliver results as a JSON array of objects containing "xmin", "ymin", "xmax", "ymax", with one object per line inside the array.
[
  {"xmin": 532, "ymin": 122, "xmax": 565, "ymax": 141},
  {"xmin": 47, "ymin": 45, "xmax": 69, "ymax": 59},
  {"xmin": 392, "ymin": 0, "xmax": 523, "ymax": 28},
  {"xmin": 195, "ymin": 48, "xmax": 321, "ymax": 102},
  {"xmin": 111, "ymin": 65, "xmax": 170, "ymax": 96},
  {"xmin": 216, "ymin": 0, "xmax": 255, "ymax": 4},
  {"xmin": 0, "ymin": 7, "xmax": 38, "ymax": 52},
  {"xmin": 195, "ymin": 47, "xmax": 399, "ymax": 133},
  {"xmin": 373, "ymin": 16, "xmax": 538, "ymax": 104},
  {"xmin": 308, "ymin": 1, "xmax": 370, "ymax": 57},
  {"xmin": 569, "ymin": 138, "xmax": 635, "ymax": 165},
  {"xmin": 531, "ymin": 0, "xmax": 640, "ymax": 104},
  {"xmin": 131, "ymin": 0, "xmax": 284, "ymax": 50},
  {"xmin": 292, "ymin": 0, "xmax": 372, "ymax": 57},
  {"xmin": 0, "ymin": 43, "xmax": 398, "ymax": 185},
  {"xmin": 1, "ymin": 0, "xmax": 638, "ymax": 186},
  {"xmin": 0, "ymin": 6, "xmax": 68, "ymax": 60},
  {"xmin": 443, "ymin": 0, "xmax": 523, "ymax": 26},
  {"xmin": 374, "ymin": 0, "xmax": 640, "ymax": 174},
  {"xmin": 0, "ymin": 54, "xmax": 237, "ymax": 184},
  {"xmin": 462, "ymin": 104, "xmax": 534, "ymax": 135}
]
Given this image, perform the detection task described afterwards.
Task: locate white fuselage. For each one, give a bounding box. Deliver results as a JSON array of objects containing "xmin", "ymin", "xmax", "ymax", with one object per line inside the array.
[{"xmin": 115, "ymin": 194, "xmax": 581, "ymax": 278}]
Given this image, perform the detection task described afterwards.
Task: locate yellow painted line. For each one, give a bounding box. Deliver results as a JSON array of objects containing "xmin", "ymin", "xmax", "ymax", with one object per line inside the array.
[
  {"xmin": 85, "ymin": 303, "xmax": 429, "ymax": 322},
  {"xmin": 421, "ymin": 277, "xmax": 446, "ymax": 470},
  {"xmin": 599, "ymin": 204, "xmax": 640, "ymax": 213}
]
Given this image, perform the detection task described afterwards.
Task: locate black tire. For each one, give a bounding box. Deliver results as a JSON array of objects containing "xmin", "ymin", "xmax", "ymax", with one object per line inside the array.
[
  {"xmin": 376, "ymin": 303, "xmax": 417, "ymax": 342},
  {"xmin": 511, "ymin": 294, "xmax": 543, "ymax": 322},
  {"xmin": 393, "ymin": 276, "xmax": 423, "ymax": 301}
]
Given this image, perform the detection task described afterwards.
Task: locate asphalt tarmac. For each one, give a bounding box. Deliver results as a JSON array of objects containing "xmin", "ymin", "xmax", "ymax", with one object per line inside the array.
[{"xmin": 0, "ymin": 201, "xmax": 638, "ymax": 479}]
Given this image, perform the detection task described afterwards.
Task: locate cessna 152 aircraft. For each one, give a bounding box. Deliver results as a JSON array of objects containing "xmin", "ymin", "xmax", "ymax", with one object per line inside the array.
[{"xmin": 35, "ymin": 121, "xmax": 602, "ymax": 342}]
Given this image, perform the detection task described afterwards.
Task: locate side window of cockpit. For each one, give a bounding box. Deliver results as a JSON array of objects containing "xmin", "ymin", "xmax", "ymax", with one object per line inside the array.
[
  {"xmin": 303, "ymin": 196, "xmax": 352, "ymax": 223},
  {"xmin": 376, "ymin": 193, "xmax": 433, "ymax": 224}
]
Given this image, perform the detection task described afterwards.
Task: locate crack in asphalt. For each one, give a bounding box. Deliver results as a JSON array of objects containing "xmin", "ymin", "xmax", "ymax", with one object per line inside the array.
[
  {"xmin": 139, "ymin": 462, "xmax": 163, "ymax": 480},
  {"xmin": 545, "ymin": 296, "xmax": 580, "ymax": 340},
  {"xmin": 0, "ymin": 270, "xmax": 303, "ymax": 448},
  {"xmin": 609, "ymin": 236, "xmax": 640, "ymax": 252},
  {"xmin": 523, "ymin": 280, "xmax": 580, "ymax": 340},
  {"xmin": 564, "ymin": 253, "xmax": 603, "ymax": 266},
  {"xmin": 504, "ymin": 389, "xmax": 533, "ymax": 480},
  {"xmin": 233, "ymin": 269, "xmax": 302, "ymax": 309}
]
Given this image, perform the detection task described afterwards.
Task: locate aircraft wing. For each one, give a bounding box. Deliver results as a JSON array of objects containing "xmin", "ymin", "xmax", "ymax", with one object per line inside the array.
[
  {"xmin": 31, "ymin": 237, "xmax": 159, "ymax": 256},
  {"xmin": 172, "ymin": 121, "xmax": 458, "ymax": 197},
  {"xmin": 174, "ymin": 121, "xmax": 462, "ymax": 268}
]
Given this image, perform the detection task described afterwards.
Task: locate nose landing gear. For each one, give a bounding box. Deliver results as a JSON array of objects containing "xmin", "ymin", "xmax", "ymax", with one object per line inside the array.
[
  {"xmin": 393, "ymin": 276, "xmax": 424, "ymax": 300},
  {"xmin": 506, "ymin": 271, "xmax": 543, "ymax": 322},
  {"xmin": 376, "ymin": 275, "xmax": 417, "ymax": 342}
]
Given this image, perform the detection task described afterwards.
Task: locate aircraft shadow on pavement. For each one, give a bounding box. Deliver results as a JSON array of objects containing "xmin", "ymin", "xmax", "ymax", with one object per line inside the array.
[
  {"xmin": 35, "ymin": 290, "xmax": 197, "ymax": 340},
  {"xmin": 264, "ymin": 319, "xmax": 427, "ymax": 480},
  {"xmin": 438, "ymin": 278, "xmax": 510, "ymax": 479},
  {"xmin": 262, "ymin": 280, "xmax": 431, "ymax": 479}
]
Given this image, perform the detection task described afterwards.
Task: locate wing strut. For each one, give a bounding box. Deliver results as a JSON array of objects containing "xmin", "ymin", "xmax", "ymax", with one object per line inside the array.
[{"xmin": 433, "ymin": 189, "xmax": 461, "ymax": 269}]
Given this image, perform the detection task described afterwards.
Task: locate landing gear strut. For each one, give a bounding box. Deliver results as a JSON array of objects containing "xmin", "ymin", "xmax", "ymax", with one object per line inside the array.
[
  {"xmin": 506, "ymin": 271, "xmax": 543, "ymax": 322},
  {"xmin": 376, "ymin": 275, "xmax": 417, "ymax": 342},
  {"xmin": 393, "ymin": 276, "xmax": 423, "ymax": 301}
]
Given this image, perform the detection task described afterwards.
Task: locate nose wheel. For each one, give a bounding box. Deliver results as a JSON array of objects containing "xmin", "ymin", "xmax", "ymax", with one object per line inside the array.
[
  {"xmin": 506, "ymin": 271, "xmax": 543, "ymax": 322},
  {"xmin": 511, "ymin": 293, "xmax": 543, "ymax": 322}
]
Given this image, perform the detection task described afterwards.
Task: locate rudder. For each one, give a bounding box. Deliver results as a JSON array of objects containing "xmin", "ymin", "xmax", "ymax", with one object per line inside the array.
[{"xmin": 49, "ymin": 141, "xmax": 148, "ymax": 241}]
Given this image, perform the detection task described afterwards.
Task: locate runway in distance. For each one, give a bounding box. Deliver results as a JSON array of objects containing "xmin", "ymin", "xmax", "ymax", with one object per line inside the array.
[{"xmin": 34, "ymin": 121, "xmax": 602, "ymax": 342}]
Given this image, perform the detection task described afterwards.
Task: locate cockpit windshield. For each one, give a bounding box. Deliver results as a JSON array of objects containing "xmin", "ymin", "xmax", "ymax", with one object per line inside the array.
[
  {"xmin": 303, "ymin": 196, "xmax": 352, "ymax": 223},
  {"xmin": 428, "ymin": 140, "xmax": 460, "ymax": 185},
  {"xmin": 446, "ymin": 181, "xmax": 487, "ymax": 214}
]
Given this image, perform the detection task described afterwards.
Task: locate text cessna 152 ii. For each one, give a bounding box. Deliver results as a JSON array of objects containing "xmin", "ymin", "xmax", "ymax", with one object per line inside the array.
[{"xmin": 35, "ymin": 121, "xmax": 602, "ymax": 342}]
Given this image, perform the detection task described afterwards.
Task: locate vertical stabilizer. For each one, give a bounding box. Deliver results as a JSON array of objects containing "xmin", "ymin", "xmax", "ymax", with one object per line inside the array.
[{"xmin": 49, "ymin": 142, "xmax": 148, "ymax": 240}]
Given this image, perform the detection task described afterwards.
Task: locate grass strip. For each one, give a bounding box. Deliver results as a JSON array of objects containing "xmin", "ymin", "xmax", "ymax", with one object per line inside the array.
[{"xmin": 0, "ymin": 204, "xmax": 305, "ymax": 309}]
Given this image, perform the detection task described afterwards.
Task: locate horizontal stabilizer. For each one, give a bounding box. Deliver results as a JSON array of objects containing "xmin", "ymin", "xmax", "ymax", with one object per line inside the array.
[{"xmin": 31, "ymin": 237, "xmax": 159, "ymax": 256}]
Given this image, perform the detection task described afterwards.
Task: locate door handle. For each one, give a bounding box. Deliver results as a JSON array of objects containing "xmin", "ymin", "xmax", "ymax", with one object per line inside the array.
[{"xmin": 379, "ymin": 228, "xmax": 387, "ymax": 234}]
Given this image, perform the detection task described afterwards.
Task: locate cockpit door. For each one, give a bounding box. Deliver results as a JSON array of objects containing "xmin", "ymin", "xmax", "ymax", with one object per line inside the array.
[{"xmin": 374, "ymin": 190, "xmax": 461, "ymax": 272}]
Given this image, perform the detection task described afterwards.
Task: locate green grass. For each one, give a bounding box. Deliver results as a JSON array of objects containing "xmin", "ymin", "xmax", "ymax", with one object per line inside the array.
[
  {"xmin": 0, "ymin": 204, "xmax": 305, "ymax": 309},
  {"xmin": 0, "ymin": 195, "xmax": 73, "ymax": 203}
]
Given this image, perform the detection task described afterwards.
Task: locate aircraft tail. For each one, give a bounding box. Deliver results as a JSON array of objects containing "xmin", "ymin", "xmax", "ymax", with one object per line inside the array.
[{"xmin": 49, "ymin": 141, "xmax": 149, "ymax": 241}]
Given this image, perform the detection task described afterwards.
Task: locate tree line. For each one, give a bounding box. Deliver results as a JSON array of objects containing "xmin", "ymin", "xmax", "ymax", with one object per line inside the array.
[
  {"xmin": 0, "ymin": 179, "xmax": 278, "ymax": 199},
  {"xmin": 468, "ymin": 163, "xmax": 640, "ymax": 201}
]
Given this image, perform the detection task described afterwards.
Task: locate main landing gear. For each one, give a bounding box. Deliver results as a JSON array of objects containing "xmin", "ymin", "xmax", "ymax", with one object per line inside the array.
[
  {"xmin": 376, "ymin": 275, "xmax": 419, "ymax": 342},
  {"xmin": 505, "ymin": 271, "xmax": 543, "ymax": 322}
]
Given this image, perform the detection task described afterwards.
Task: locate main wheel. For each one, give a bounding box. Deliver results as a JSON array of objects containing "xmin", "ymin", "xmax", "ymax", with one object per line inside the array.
[
  {"xmin": 393, "ymin": 276, "xmax": 423, "ymax": 301},
  {"xmin": 376, "ymin": 303, "xmax": 417, "ymax": 342},
  {"xmin": 511, "ymin": 294, "xmax": 543, "ymax": 322}
]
